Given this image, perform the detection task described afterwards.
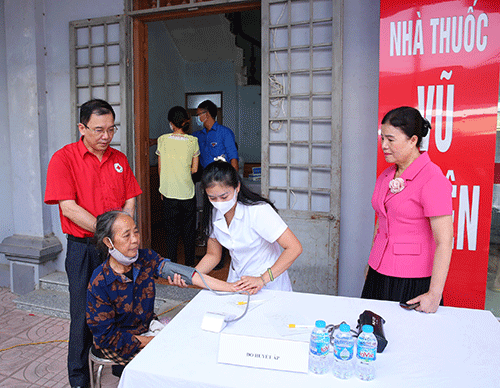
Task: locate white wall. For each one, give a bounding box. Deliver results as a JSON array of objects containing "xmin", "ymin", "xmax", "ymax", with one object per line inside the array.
[
  {"xmin": 238, "ymin": 85, "xmax": 261, "ymax": 163},
  {"xmin": 5, "ymin": 0, "xmax": 47, "ymax": 237},
  {"xmin": 0, "ymin": 0, "xmax": 14, "ymax": 266},
  {"xmin": 148, "ymin": 21, "xmax": 187, "ymax": 137},
  {"xmin": 184, "ymin": 60, "xmax": 240, "ymax": 137},
  {"xmin": 339, "ymin": 0, "xmax": 380, "ymax": 297},
  {"xmin": 148, "ymin": 21, "xmax": 187, "ymax": 165}
]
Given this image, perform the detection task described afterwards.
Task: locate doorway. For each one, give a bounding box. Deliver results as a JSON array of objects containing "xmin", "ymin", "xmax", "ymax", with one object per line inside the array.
[{"xmin": 132, "ymin": 3, "xmax": 261, "ymax": 265}]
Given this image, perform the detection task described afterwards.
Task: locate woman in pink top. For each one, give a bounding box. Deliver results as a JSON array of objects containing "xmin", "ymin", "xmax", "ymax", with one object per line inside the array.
[{"xmin": 361, "ymin": 106, "xmax": 453, "ymax": 313}]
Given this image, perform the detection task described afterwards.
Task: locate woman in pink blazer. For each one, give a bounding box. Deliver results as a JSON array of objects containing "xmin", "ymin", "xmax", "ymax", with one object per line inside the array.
[{"xmin": 361, "ymin": 106, "xmax": 453, "ymax": 313}]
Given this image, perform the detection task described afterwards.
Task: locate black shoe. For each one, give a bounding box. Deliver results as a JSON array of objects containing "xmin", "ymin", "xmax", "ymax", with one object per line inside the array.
[{"xmin": 112, "ymin": 364, "xmax": 125, "ymax": 377}]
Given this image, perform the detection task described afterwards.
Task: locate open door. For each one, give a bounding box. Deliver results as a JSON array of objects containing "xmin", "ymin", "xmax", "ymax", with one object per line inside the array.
[{"xmin": 130, "ymin": 1, "xmax": 260, "ymax": 249}]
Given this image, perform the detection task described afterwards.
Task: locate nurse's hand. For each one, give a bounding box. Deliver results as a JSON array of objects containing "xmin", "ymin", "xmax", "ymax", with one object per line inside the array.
[
  {"xmin": 236, "ymin": 276, "xmax": 264, "ymax": 294},
  {"xmin": 223, "ymin": 282, "xmax": 241, "ymax": 293}
]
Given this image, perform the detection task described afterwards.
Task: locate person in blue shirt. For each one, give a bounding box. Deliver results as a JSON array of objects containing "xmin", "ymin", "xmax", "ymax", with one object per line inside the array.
[{"xmin": 193, "ymin": 100, "xmax": 239, "ymax": 172}]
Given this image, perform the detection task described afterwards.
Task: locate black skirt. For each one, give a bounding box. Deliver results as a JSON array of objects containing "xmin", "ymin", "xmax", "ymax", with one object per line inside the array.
[{"xmin": 361, "ymin": 267, "xmax": 443, "ymax": 305}]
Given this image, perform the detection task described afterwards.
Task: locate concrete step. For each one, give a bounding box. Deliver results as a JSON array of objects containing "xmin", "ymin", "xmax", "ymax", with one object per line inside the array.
[
  {"xmin": 15, "ymin": 270, "xmax": 200, "ymax": 319},
  {"xmin": 0, "ymin": 263, "xmax": 9, "ymax": 288},
  {"xmin": 14, "ymin": 288, "xmax": 70, "ymax": 319},
  {"xmin": 40, "ymin": 270, "xmax": 69, "ymax": 293}
]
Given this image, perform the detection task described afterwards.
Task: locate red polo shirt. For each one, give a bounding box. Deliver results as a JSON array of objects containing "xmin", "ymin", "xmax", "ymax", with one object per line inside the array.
[{"xmin": 44, "ymin": 137, "xmax": 142, "ymax": 237}]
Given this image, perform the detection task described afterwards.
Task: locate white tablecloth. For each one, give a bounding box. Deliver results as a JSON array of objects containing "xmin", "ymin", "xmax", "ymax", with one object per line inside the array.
[{"xmin": 118, "ymin": 289, "xmax": 500, "ymax": 387}]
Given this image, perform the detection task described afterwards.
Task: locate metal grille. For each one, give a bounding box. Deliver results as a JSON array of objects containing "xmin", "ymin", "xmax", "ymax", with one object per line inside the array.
[
  {"xmin": 128, "ymin": 0, "xmax": 252, "ymax": 13},
  {"xmin": 69, "ymin": 15, "xmax": 130, "ymax": 154},
  {"xmin": 262, "ymin": 0, "xmax": 341, "ymax": 217}
]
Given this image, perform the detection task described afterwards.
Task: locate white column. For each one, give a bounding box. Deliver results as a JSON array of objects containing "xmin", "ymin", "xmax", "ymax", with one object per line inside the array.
[
  {"xmin": 1, "ymin": 0, "xmax": 61, "ymax": 293},
  {"xmin": 5, "ymin": 0, "xmax": 52, "ymax": 236}
]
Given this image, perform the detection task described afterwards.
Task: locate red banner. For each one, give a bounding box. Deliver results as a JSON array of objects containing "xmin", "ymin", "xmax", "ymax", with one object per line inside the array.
[{"xmin": 379, "ymin": 0, "xmax": 500, "ymax": 308}]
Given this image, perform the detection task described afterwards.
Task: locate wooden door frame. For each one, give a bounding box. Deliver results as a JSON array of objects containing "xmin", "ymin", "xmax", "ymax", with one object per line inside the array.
[{"xmin": 132, "ymin": 1, "xmax": 260, "ymax": 248}]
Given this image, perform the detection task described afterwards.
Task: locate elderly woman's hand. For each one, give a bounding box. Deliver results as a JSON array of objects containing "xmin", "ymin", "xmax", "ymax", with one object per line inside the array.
[
  {"xmin": 134, "ymin": 335, "xmax": 154, "ymax": 348},
  {"xmin": 167, "ymin": 273, "xmax": 188, "ymax": 288}
]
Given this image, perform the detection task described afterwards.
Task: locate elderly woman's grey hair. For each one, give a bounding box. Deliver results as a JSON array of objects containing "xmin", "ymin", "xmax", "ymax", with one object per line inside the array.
[{"xmin": 95, "ymin": 210, "xmax": 131, "ymax": 256}]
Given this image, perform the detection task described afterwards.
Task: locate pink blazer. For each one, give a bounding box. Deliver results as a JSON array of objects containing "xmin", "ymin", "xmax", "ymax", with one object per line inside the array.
[{"xmin": 368, "ymin": 152, "xmax": 452, "ymax": 278}]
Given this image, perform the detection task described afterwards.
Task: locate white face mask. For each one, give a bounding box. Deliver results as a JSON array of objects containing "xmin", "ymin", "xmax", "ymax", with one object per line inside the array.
[
  {"xmin": 195, "ymin": 115, "xmax": 203, "ymax": 127},
  {"xmin": 107, "ymin": 238, "xmax": 139, "ymax": 266},
  {"xmin": 169, "ymin": 123, "xmax": 174, "ymax": 131},
  {"xmin": 210, "ymin": 189, "xmax": 238, "ymax": 215}
]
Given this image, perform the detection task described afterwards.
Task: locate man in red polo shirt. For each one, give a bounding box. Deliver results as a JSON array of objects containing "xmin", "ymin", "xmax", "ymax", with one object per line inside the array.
[{"xmin": 44, "ymin": 99, "xmax": 142, "ymax": 388}]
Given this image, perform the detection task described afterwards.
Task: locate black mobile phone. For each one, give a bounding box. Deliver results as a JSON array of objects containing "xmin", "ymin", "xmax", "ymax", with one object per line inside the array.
[{"xmin": 399, "ymin": 301, "xmax": 420, "ymax": 310}]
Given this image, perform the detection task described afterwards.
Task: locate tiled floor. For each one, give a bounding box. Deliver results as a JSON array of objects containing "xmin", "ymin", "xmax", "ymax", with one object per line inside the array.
[{"xmin": 0, "ymin": 287, "xmax": 119, "ymax": 388}]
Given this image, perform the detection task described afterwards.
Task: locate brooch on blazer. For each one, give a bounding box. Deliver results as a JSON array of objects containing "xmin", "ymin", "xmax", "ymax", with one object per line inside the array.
[{"xmin": 389, "ymin": 177, "xmax": 405, "ymax": 194}]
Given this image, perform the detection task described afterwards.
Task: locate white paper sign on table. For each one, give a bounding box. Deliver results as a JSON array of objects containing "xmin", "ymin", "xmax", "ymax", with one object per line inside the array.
[{"xmin": 218, "ymin": 332, "xmax": 309, "ymax": 373}]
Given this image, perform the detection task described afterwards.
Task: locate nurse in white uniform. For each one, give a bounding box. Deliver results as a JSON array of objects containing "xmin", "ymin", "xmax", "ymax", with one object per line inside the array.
[{"xmin": 195, "ymin": 161, "xmax": 303, "ymax": 294}]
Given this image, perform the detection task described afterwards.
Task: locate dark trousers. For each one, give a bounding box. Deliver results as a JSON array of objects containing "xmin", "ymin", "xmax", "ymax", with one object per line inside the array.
[
  {"xmin": 163, "ymin": 196, "xmax": 197, "ymax": 267},
  {"xmin": 65, "ymin": 238, "xmax": 102, "ymax": 387}
]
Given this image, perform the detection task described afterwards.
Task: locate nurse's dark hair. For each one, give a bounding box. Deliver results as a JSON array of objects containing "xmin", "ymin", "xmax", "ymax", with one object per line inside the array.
[
  {"xmin": 200, "ymin": 161, "xmax": 277, "ymax": 240},
  {"xmin": 168, "ymin": 106, "xmax": 190, "ymax": 133},
  {"xmin": 95, "ymin": 210, "xmax": 130, "ymax": 257},
  {"xmin": 80, "ymin": 99, "xmax": 116, "ymax": 126},
  {"xmin": 381, "ymin": 106, "xmax": 430, "ymax": 148}
]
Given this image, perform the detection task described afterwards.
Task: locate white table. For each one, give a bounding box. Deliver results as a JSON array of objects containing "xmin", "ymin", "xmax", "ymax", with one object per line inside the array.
[{"xmin": 118, "ymin": 289, "xmax": 500, "ymax": 387}]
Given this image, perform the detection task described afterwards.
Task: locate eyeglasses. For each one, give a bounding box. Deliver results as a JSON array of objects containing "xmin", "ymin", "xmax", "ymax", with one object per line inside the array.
[
  {"xmin": 196, "ymin": 111, "xmax": 207, "ymax": 117},
  {"xmin": 82, "ymin": 123, "xmax": 118, "ymax": 137}
]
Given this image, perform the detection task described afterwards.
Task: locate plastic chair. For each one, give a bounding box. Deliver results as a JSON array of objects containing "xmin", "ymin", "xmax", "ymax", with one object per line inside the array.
[{"xmin": 89, "ymin": 346, "xmax": 119, "ymax": 388}]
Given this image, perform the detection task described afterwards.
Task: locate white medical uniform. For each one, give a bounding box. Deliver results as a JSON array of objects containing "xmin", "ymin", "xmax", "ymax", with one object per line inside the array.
[{"xmin": 210, "ymin": 202, "xmax": 292, "ymax": 291}]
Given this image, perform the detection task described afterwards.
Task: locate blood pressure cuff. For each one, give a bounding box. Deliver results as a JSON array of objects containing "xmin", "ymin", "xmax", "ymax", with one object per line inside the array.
[
  {"xmin": 160, "ymin": 261, "xmax": 195, "ymax": 285},
  {"xmin": 357, "ymin": 310, "xmax": 388, "ymax": 353}
]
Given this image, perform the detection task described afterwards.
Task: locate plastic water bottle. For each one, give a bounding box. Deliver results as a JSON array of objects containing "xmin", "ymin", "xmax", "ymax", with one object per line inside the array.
[
  {"xmin": 332, "ymin": 323, "xmax": 354, "ymax": 379},
  {"xmin": 308, "ymin": 320, "xmax": 330, "ymax": 374},
  {"xmin": 356, "ymin": 324, "xmax": 377, "ymax": 381}
]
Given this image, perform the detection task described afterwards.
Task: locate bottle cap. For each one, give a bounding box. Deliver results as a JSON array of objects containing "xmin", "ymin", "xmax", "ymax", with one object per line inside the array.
[
  {"xmin": 362, "ymin": 324, "xmax": 374, "ymax": 333},
  {"xmin": 339, "ymin": 323, "xmax": 350, "ymax": 332},
  {"xmin": 315, "ymin": 320, "xmax": 326, "ymax": 328}
]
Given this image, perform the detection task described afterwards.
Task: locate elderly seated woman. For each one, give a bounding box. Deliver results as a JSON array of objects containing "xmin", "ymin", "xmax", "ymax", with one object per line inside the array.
[{"xmin": 86, "ymin": 210, "xmax": 236, "ymax": 368}]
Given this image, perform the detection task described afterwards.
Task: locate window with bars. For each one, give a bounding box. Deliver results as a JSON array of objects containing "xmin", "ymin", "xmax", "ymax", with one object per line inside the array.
[
  {"xmin": 69, "ymin": 15, "xmax": 129, "ymax": 153},
  {"xmin": 263, "ymin": 0, "xmax": 339, "ymax": 217}
]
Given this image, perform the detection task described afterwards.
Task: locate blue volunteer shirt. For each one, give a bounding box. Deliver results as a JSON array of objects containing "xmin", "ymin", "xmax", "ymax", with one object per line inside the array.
[{"xmin": 193, "ymin": 121, "xmax": 238, "ymax": 168}]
